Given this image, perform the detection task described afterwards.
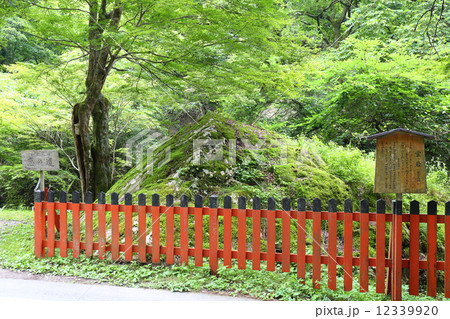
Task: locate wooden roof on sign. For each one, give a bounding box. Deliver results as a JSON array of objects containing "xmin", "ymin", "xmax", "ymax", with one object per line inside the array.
[{"xmin": 366, "ymin": 128, "xmax": 435, "ymax": 140}]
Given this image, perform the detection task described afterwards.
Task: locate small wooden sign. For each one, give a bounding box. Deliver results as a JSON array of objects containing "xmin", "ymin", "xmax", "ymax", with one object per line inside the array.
[
  {"xmin": 21, "ymin": 150, "xmax": 60, "ymax": 171},
  {"xmin": 367, "ymin": 129, "xmax": 434, "ymax": 194}
]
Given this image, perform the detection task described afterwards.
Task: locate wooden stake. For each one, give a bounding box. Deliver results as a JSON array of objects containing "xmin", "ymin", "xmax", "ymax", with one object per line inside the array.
[
  {"xmin": 392, "ymin": 197, "xmax": 403, "ymax": 300},
  {"xmin": 40, "ymin": 170, "xmax": 45, "ymax": 191},
  {"xmin": 386, "ymin": 193, "xmax": 402, "ymax": 296}
]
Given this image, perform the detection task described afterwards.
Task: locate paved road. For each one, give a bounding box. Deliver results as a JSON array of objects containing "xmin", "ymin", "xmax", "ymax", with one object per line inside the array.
[{"xmin": 0, "ymin": 269, "xmax": 254, "ymax": 301}]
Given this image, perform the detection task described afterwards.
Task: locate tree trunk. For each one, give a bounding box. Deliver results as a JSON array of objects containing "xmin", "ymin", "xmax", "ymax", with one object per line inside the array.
[
  {"xmin": 72, "ymin": 96, "xmax": 112, "ymax": 198},
  {"xmin": 324, "ymin": 1, "xmax": 353, "ymax": 46},
  {"xmin": 71, "ymin": 44, "xmax": 111, "ymax": 197},
  {"xmin": 91, "ymin": 94, "xmax": 111, "ymax": 195},
  {"xmin": 71, "ymin": 49, "xmax": 109, "ymax": 197},
  {"xmin": 333, "ymin": 23, "xmax": 341, "ymax": 44},
  {"xmin": 72, "ymin": 102, "xmax": 92, "ymax": 196},
  {"xmin": 69, "ymin": 1, "xmax": 122, "ymax": 197},
  {"xmin": 72, "ymin": 94, "xmax": 112, "ymax": 197}
]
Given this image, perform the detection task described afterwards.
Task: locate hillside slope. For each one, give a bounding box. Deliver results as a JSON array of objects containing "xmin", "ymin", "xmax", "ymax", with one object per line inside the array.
[{"xmin": 108, "ymin": 112, "xmax": 351, "ymax": 206}]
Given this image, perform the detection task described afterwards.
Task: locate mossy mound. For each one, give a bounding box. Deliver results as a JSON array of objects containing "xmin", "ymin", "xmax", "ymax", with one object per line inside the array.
[{"xmin": 108, "ymin": 112, "xmax": 351, "ymax": 206}]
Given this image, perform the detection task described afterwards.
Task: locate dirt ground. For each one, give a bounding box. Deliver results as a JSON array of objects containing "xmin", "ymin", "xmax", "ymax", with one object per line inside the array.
[
  {"xmin": 0, "ymin": 220, "xmax": 22, "ymax": 230},
  {"xmin": 0, "ymin": 267, "xmax": 97, "ymax": 284}
]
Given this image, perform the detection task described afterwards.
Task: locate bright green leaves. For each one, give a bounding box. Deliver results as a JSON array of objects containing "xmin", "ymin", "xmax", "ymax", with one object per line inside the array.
[
  {"xmin": 0, "ymin": 17, "xmax": 57, "ymax": 65},
  {"xmin": 346, "ymin": 0, "xmax": 450, "ymax": 56},
  {"xmin": 292, "ymin": 37, "xmax": 450, "ymax": 168}
]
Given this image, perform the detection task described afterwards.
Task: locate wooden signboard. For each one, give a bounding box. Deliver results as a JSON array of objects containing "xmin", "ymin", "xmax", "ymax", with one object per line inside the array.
[
  {"xmin": 368, "ymin": 128, "xmax": 433, "ymax": 301},
  {"xmin": 21, "ymin": 150, "xmax": 60, "ymax": 171},
  {"xmin": 367, "ymin": 129, "xmax": 434, "ymax": 194}
]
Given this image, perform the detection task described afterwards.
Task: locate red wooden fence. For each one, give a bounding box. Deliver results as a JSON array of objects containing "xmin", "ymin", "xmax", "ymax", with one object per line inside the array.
[{"xmin": 33, "ymin": 190, "xmax": 450, "ymax": 301}]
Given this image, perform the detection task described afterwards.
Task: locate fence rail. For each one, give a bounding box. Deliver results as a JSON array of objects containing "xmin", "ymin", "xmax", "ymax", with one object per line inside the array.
[{"xmin": 33, "ymin": 190, "xmax": 450, "ymax": 301}]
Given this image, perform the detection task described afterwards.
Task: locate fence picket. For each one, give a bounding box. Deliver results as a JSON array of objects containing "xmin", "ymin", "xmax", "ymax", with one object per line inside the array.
[
  {"xmin": 111, "ymin": 192, "xmax": 120, "ymax": 261},
  {"xmin": 281, "ymin": 198, "xmax": 291, "ymax": 273},
  {"xmin": 124, "ymin": 193, "xmax": 133, "ymax": 261},
  {"xmin": 409, "ymin": 200, "xmax": 420, "ymax": 295},
  {"xmin": 375, "ymin": 200, "xmax": 386, "ymax": 293},
  {"xmin": 312, "ymin": 198, "xmax": 322, "ymax": 289},
  {"xmin": 72, "ymin": 191, "xmax": 81, "ymax": 259},
  {"xmin": 59, "ymin": 191, "xmax": 68, "ymax": 258},
  {"xmin": 47, "ymin": 190, "xmax": 55, "ymax": 257},
  {"xmin": 427, "ymin": 201, "xmax": 437, "ymax": 297},
  {"xmin": 344, "ymin": 199, "xmax": 353, "ymax": 291},
  {"xmin": 252, "ymin": 197, "xmax": 261, "ymax": 271},
  {"xmin": 238, "ymin": 196, "xmax": 247, "ymax": 270},
  {"xmin": 54, "ymin": 199, "xmax": 60, "ymax": 233},
  {"xmin": 359, "ymin": 199, "xmax": 369, "ymax": 292},
  {"xmin": 328, "ymin": 199, "xmax": 337, "ymax": 290},
  {"xmin": 194, "ymin": 195, "xmax": 203, "ymax": 267},
  {"xmin": 445, "ymin": 201, "xmax": 450, "ymax": 298},
  {"xmin": 165, "ymin": 195, "xmax": 174, "ymax": 265},
  {"xmin": 267, "ymin": 197, "xmax": 276, "ymax": 271},
  {"xmin": 297, "ymin": 198, "xmax": 306, "ymax": 283},
  {"xmin": 392, "ymin": 199, "xmax": 403, "ymax": 301},
  {"xmin": 138, "ymin": 194, "xmax": 147, "ymax": 263},
  {"xmin": 223, "ymin": 196, "xmax": 232, "ymax": 268},
  {"xmin": 209, "ymin": 196, "xmax": 219, "ymax": 272},
  {"xmin": 84, "ymin": 191, "xmax": 94, "ymax": 258},
  {"xmin": 180, "ymin": 195, "xmax": 189, "ymax": 265},
  {"xmin": 152, "ymin": 194, "xmax": 161, "ymax": 264},
  {"xmin": 34, "ymin": 191, "xmax": 44, "ymax": 258},
  {"xmin": 97, "ymin": 192, "xmax": 106, "ymax": 260}
]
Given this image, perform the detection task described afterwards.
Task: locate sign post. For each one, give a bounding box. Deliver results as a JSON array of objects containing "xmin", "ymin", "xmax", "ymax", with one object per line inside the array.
[
  {"xmin": 21, "ymin": 150, "xmax": 60, "ymax": 196},
  {"xmin": 367, "ymin": 128, "xmax": 434, "ymax": 301},
  {"xmin": 40, "ymin": 171, "xmax": 45, "ymax": 191}
]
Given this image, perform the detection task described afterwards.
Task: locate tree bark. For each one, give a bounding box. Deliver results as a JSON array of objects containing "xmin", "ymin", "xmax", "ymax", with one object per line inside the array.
[
  {"xmin": 72, "ymin": 95, "xmax": 112, "ymax": 197},
  {"xmin": 91, "ymin": 94, "xmax": 111, "ymax": 196},
  {"xmin": 72, "ymin": 102, "xmax": 92, "ymax": 196},
  {"xmin": 70, "ymin": 0, "xmax": 122, "ymax": 197},
  {"xmin": 332, "ymin": 22, "xmax": 341, "ymax": 44}
]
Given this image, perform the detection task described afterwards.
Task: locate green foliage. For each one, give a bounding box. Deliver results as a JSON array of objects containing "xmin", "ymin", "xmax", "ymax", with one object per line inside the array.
[
  {"xmin": 0, "ymin": 68, "xmax": 79, "ymax": 206},
  {"xmin": 0, "ymin": 165, "xmax": 76, "ymax": 207},
  {"xmin": 12, "ymin": 0, "xmax": 300, "ymax": 120},
  {"xmin": 0, "ymin": 17, "xmax": 58, "ymax": 65},
  {"xmin": 288, "ymin": 0, "xmax": 357, "ymax": 47},
  {"xmin": 348, "ymin": 0, "xmax": 450, "ymax": 56},
  {"xmin": 278, "ymin": 38, "xmax": 450, "ymax": 169},
  {"xmin": 404, "ymin": 163, "xmax": 450, "ymax": 208},
  {"xmin": 311, "ymin": 138, "xmax": 376, "ymax": 202},
  {"xmin": 0, "ymin": 62, "xmax": 161, "ymax": 206},
  {"xmin": 234, "ymin": 161, "xmax": 266, "ymax": 185}
]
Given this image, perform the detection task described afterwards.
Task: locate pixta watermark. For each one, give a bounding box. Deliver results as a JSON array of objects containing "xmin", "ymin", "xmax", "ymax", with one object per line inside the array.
[
  {"xmin": 125, "ymin": 129, "xmax": 170, "ymax": 174},
  {"xmin": 126, "ymin": 132, "xmax": 312, "ymax": 174}
]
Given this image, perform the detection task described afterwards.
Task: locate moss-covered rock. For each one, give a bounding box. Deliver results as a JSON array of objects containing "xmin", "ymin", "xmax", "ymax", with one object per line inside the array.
[{"xmin": 108, "ymin": 112, "xmax": 351, "ymax": 206}]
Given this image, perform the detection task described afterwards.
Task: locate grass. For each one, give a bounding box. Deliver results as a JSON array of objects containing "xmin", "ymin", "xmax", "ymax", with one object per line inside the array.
[
  {"xmin": 0, "ymin": 209, "xmax": 446, "ymax": 301},
  {"xmin": 0, "ymin": 207, "xmax": 34, "ymax": 222}
]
